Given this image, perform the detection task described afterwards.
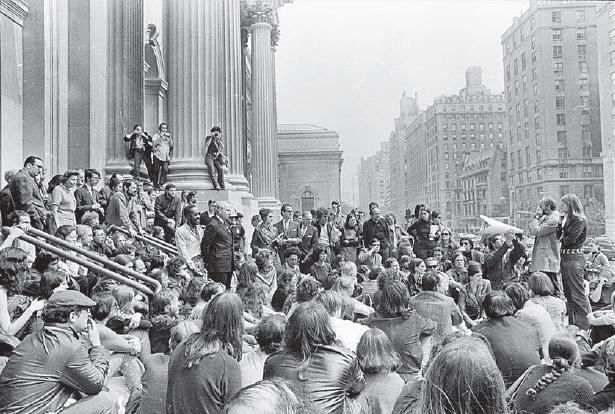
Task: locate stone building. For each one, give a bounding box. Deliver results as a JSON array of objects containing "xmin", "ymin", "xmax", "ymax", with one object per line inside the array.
[
  {"xmin": 0, "ymin": 0, "xmax": 292, "ymax": 219},
  {"xmin": 502, "ymin": 0, "xmax": 604, "ymax": 229},
  {"xmin": 358, "ymin": 142, "xmax": 390, "ymax": 212},
  {"xmin": 454, "ymin": 146, "xmax": 509, "ymax": 233},
  {"xmin": 277, "ymin": 123, "xmax": 343, "ymax": 212},
  {"xmin": 597, "ymin": 1, "xmax": 615, "ymax": 239}
]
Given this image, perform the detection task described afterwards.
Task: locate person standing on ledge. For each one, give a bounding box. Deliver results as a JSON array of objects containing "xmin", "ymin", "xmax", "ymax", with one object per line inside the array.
[
  {"xmin": 152, "ymin": 122, "xmax": 174, "ymax": 190},
  {"xmin": 203, "ymin": 126, "xmax": 226, "ymax": 191},
  {"xmin": 124, "ymin": 124, "xmax": 153, "ymax": 180}
]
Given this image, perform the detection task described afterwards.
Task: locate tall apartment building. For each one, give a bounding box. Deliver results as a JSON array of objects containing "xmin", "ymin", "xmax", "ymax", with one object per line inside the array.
[
  {"xmin": 502, "ymin": 0, "xmax": 603, "ymax": 228},
  {"xmin": 389, "ymin": 92, "xmax": 420, "ymax": 221},
  {"xmin": 597, "ymin": 2, "xmax": 615, "ymax": 239},
  {"xmin": 422, "ymin": 67, "xmax": 506, "ymax": 230},
  {"xmin": 358, "ymin": 142, "xmax": 390, "ymax": 211}
]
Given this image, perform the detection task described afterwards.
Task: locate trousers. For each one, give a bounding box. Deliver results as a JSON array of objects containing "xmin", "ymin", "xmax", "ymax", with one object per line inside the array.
[
  {"xmin": 560, "ymin": 254, "xmax": 592, "ymax": 330},
  {"xmin": 205, "ymin": 153, "xmax": 225, "ymax": 189}
]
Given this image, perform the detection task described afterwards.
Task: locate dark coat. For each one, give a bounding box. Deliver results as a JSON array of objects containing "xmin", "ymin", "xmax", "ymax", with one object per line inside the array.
[
  {"xmin": 297, "ymin": 224, "xmax": 318, "ymax": 257},
  {"xmin": 201, "ymin": 216, "xmax": 234, "ymax": 272},
  {"xmin": 9, "ymin": 169, "xmax": 47, "ymax": 226},
  {"xmin": 273, "ymin": 219, "xmax": 300, "ymax": 260},
  {"xmin": 74, "ymin": 185, "xmax": 100, "ymax": 223}
]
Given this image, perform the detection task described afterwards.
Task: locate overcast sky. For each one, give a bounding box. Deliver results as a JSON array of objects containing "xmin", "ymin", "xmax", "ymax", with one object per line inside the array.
[{"xmin": 276, "ymin": 0, "xmax": 529, "ymax": 190}]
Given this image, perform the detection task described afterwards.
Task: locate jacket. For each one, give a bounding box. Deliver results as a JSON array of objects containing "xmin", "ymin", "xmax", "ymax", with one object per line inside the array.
[
  {"xmin": 201, "ymin": 215, "xmax": 234, "ymax": 272},
  {"xmin": 557, "ymin": 216, "xmax": 587, "ymax": 251},
  {"xmin": 408, "ymin": 290, "xmax": 462, "ymax": 341},
  {"xmin": 483, "ymin": 238, "xmax": 525, "ymax": 289},
  {"xmin": 105, "ymin": 191, "xmax": 140, "ymax": 231},
  {"xmin": 297, "ymin": 224, "xmax": 318, "ymax": 257},
  {"xmin": 0, "ymin": 325, "xmax": 110, "ymax": 414},
  {"xmin": 9, "ymin": 169, "xmax": 48, "ymax": 225},
  {"xmin": 74, "ymin": 184, "xmax": 100, "ymax": 223},
  {"xmin": 263, "ymin": 345, "xmax": 366, "ymax": 414},
  {"xmin": 528, "ymin": 210, "xmax": 561, "ymax": 273},
  {"xmin": 363, "ymin": 218, "xmax": 390, "ymax": 248},
  {"xmin": 273, "ymin": 219, "xmax": 300, "ymax": 260},
  {"xmin": 154, "ymin": 193, "xmax": 182, "ymax": 227}
]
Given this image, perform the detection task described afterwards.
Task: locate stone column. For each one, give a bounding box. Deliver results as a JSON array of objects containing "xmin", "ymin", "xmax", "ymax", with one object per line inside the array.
[
  {"xmin": 105, "ymin": 0, "xmax": 144, "ymax": 177},
  {"xmin": 248, "ymin": 4, "xmax": 278, "ymax": 205},
  {"xmin": 0, "ymin": 0, "xmax": 29, "ymax": 180}
]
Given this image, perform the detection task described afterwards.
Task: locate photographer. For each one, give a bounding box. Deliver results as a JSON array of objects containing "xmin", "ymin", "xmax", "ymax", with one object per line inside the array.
[
  {"xmin": 123, "ymin": 124, "xmax": 153, "ymax": 180},
  {"xmin": 152, "ymin": 123, "xmax": 174, "ymax": 189}
]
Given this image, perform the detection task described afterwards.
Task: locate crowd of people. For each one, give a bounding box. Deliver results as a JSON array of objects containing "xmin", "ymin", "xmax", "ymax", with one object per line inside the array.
[{"xmin": 0, "ymin": 154, "xmax": 613, "ymax": 414}]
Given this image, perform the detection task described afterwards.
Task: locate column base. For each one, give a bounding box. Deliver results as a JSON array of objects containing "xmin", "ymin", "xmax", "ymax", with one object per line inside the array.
[
  {"xmin": 104, "ymin": 159, "xmax": 133, "ymax": 177},
  {"xmin": 256, "ymin": 197, "xmax": 282, "ymax": 221}
]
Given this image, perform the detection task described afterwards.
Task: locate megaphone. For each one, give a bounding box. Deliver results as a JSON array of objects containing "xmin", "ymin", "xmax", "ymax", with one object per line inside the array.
[{"xmin": 478, "ymin": 215, "xmax": 523, "ymax": 236}]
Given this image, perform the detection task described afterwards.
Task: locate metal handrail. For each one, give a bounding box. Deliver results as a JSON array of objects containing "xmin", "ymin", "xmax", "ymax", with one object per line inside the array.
[
  {"xmin": 142, "ymin": 232, "xmax": 178, "ymax": 251},
  {"xmin": 26, "ymin": 228, "xmax": 162, "ymax": 296},
  {"xmin": 14, "ymin": 233, "xmax": 154, "ymax": 297},
  {"xmin": 108, "ymin": 225, "xmax": 178, "ymax": 256}
]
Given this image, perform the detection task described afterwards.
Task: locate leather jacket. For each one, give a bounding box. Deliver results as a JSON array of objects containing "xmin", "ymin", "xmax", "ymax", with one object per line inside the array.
[
  {"xmin": 263, "ymin": 345, "xmax": 366, "ymax": 414},
  {"xmin": 0, "ymin": 325, "xmax": 110, "ymax": 414}
]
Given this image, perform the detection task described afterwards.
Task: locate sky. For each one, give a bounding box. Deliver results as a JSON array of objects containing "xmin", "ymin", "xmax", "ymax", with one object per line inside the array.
[{"xmin": 275, "ymin": 0, "xmax": 529, "ymax": 190}]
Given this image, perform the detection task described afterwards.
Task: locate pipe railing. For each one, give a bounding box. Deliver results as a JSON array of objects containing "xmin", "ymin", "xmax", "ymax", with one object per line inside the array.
[
  {"xmin": 15, "ymin": 233, "xmax": 155, "ymax": 297},
  {"xmin": 108, "ymin": 225, "xmax": 178, "ymax": 256},
  {"xmin": 25, "ymin": 228, "xmax": 162, "ymax": 296}
]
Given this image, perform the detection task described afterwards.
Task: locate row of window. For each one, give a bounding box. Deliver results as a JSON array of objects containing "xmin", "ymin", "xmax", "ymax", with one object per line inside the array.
[
  {"xmin": 553, "ymin": 44, "xmax": 587, "ymax": 58},
  {"xmin": 440, "ymin": 104, "xmax": 504, "ymax": 112},
  {"xmin": 442, "ymin": 123, "xmax": 503, "ymax": 131},
  {"xmin": 511, "ymin": 184, "xmax": 595, "ymax": 206}
]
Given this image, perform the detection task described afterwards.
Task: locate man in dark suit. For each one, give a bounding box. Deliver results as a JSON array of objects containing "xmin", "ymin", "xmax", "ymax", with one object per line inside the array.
[
  {"xmin": 297, "ymin": 211, "xmax": 318, "ymax": 274},
  {"xmin": 273, "ymin": 203, "xmax": 301, "ymax": 264},
  {"xmin": 362, "ymin": 207, "xmax": 391, "ymax": 262},
  {"xmin": 201, "ymin": 201, "xmax": 234, "ymax": 289},
  {"xmin": 74, "ymin": 168, "xmax": 104, "ymax": 224},
  {"xmin": 9, "ymin": 155, "xmax": 49, "ymax": 230}
]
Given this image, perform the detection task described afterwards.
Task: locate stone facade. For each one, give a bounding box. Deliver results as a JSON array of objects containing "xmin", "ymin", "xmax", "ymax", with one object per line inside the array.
[
  {"xmin": 278, "ymin": 123, "xmax": 343, "ymax": 212},
  {"xmin": 358, "ymin": 142, "xmax": 389, "ymax": 212}
]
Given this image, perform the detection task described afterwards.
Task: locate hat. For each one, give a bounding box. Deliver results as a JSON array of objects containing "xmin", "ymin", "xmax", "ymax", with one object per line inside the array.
[
  {"xmin": 211, "ymin": 126, "xmax": 221, "ymax": 133},
  {"xmin": 47, "ymin": 290, "xmax": 96, "ymax": 307}
]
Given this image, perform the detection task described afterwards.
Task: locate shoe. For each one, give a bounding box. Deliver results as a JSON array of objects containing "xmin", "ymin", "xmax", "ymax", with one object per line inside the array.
[{"xmin": 220, "ymin": 186, "xmax": 225, "ymax": 190}]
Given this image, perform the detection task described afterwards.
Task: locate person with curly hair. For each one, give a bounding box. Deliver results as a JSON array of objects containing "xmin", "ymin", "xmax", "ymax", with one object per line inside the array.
[
  {"xmin": 283, "ymin": 275, "xmax": 322, "ymax": 317},
  {"xmin": 239, "ymin": 314, "xmax": 286, "ymax": 387},
  {"xmin": 0, "ymin": 247, "xmax": 45, "ymax": 336},
  {"xmin": 508, "ymin": 334, "xmax": 594, "ymax": 414}
]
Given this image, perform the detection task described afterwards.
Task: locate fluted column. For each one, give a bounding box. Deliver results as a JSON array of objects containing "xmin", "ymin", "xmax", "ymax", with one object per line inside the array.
[
  {"xmin": 105, "ymin": 0, "xmax": 144, "ymax": 176},
  {"xmin": 249, "ymin": 5, "xmax": 277, "ymax": 200}
]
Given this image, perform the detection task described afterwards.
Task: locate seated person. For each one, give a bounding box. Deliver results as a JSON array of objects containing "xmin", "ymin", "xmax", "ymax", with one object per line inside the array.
[{"xmin": 148, "ymin": 289, "xmax": 183, "ymax": 355}]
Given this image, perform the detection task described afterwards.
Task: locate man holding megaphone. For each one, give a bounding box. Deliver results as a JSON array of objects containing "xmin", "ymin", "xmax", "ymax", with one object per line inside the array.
[{"xmin": 528, "ymin": 196, "xmax": 562, "ymax": 297}]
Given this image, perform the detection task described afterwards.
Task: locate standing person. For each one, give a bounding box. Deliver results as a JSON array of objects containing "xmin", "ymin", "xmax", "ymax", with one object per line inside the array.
[
  {"xmin": 50, "ymin": 170, "xmax": 79, "ymax": 228},
  {"xmin": 201, "ymin": 201, "xmax": 234, "ymax": 289},
  {"xmin": 152, "ymin": 122, "xmax": 173, "ymax": 189},
  {"xmin": 528, "ymin": 196, "xmax": 562, "ymax": 297},
  {"xmin": 200, "ymin": 199, "xmax": 217, "ymax": 227},
  {"xmin": 99, "ymin": 174, "xmax": 123, "ymax": 212},
  {"xmin": 154, "ymin": 183, "xmax": 182, "ymax": 244},
  {"xmin": 166, "ymin": 292, "xmax": 243, "ymax": 414},
  {"xmin": 331, "ymin": 200, "xmax": 344, "ymax": 229},
  {"xmin": 203, "ymin": 126, "xmax": 226, "ymax": 190},
  {"xmin": 340, "ymin": 213, "xmax": 361, "ymax": 262},
  {"xmin": 297, "ymin": 211, "xmax": 318, "ymax": 273},
  {"xmin": 105, "ymin": 178, "xmax": 142, "ymax": 237},
  {"xmin": 0, "ymin": 169, "xmax": 17, "ymax": 226},
  {"xmin": 9, "ymin": 155, "xmax": 49, "ymax": 230},
  {"xmin": 557, "ymin": 193, "xmax": 591, "ymax": 330},
  {"xmin": 406, "ymin": 207, "xmax": 436, "ymax": 260},
  {"xmin": 74, "ymin": 169, "xmax": 104, "ymax": 224},
  {"xmin": 175, "ymin": 205, "xmax": 205, "ymax": 278},
  {"xmin": 250, "ymin": 208, "xmax": 280, "ymax": 259},
  {"xmin": 274, "ymin": 204, "xmax": 301, "ymax": 263},
  {"xmin": 363, "ymin": 207, "xmax": 391, "ymax": 262},
  {"xmin": 229, "ymin": 211, "xmax": 247, "ymax": 254},
  {"xmin": 124, "ymin": 124, "xmax": 153, "ymax": 180}
]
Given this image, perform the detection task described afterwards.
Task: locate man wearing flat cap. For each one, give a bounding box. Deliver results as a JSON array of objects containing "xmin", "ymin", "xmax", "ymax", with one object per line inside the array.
[{"xmin": 0, "ymin": 291, "xmax": 121, "ymax": 414}]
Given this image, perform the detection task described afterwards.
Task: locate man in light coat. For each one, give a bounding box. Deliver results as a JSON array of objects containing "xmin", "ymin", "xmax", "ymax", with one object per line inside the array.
[{"xmin": 528, "ymin": 196, "xmax": 562, "ymax": 297}]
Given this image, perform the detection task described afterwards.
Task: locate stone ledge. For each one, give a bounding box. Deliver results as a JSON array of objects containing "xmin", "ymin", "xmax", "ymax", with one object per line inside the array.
[{"xmin": 1, "ymin": 0, "xmax": 28, "ymax": 26}]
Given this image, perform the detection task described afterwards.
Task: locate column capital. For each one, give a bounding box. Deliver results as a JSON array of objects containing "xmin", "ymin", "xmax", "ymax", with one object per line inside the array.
[{"xmin": 1, "ymin": 0, "xmax": 28, "ymax": 26}]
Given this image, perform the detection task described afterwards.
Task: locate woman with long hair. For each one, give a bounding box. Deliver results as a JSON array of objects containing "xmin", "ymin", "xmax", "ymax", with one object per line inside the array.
[
  {"xmin": 436, "ymin": 227, "xmax": 459, "ymax": 262},
  {"xmin": 263, "ymin": 301, "xmax": 366, "ymax": 414},
  {"xmin": 340, "ymin": 213, "xmax": 361, "ymax": 262},
  {"xmin": 557, "ymin": 194, "xmax": 592, "ymax": 330},
  {"xmin": 167, "ymin": 292, "xmax": 244, "ymax": 414},
  {"xmin": 309, "ymin": 244, "xmax": 332, "ymax": 288},
  {"xmin": 458, "ymin": 261, "xmax": 491, "ymax": 327},
  {"xmin": 420, "ymin": 336, "xmax": 508, "ymax": 414},
  {"xmin": 0, "ymin": 247, "xmax": 45, "ymax": 336},
  {"xmin": 356, "ymin": 328, "xmax": 404, "ymax": 414},
  {"xmin": 507, "ymin": 334, "xmax": 593, "ymax": 414},
  {"xmin": 406, "ymin": 258, "xmax": 426, "ymax": 296},
  {"xmin": 406, "ymin": 207, "xmax": 437, "ymax": 260},
  {"xmin": 528, "ymin": 272, "xmax": 567, "ymax": 333}
]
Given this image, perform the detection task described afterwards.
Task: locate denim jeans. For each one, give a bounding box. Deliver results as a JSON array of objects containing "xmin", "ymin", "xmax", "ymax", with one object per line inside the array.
[
  {"xmin": 560, "ymin": 253, "xmax": 591, "ymax": 330},
  {"xmin": 205, "ymin": 153, "xmax": 225, "ymax": 189}
]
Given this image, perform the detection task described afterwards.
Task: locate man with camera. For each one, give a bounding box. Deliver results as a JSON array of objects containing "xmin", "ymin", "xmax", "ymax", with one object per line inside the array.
[
  {"xmin": 124, "ymin": 124, "xmax": 153, "ymax": 180},
  {"xmin": 152, "ymin": 123, "xmax": 173, "ymax": 189},
  {"xmin": 203, "ymin": 126, "xmax": 226, "ymax": 191}
]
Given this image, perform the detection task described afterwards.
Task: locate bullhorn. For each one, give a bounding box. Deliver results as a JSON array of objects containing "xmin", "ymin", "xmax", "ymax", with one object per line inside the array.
[{"xmin": 478, "ymin": 215, "xmax": 523, "ymax": 236}]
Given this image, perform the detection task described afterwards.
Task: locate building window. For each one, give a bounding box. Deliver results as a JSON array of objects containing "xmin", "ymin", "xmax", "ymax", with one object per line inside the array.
[
  {"xmin": 516, "ymin": 126, "xmax": 521, "ymax": 141},
  {"xmin": 536, "ymin": 148, "xmax": 541, "ymax": 161},
  {"xmin": 583, "ymin": 146, "xmax": 592, "ymax": 160},
  {"xmin": 301, "ymin": 190, "xmax": 315, "ymax": 212},
  {"xmin": 532, "ymin": 67, "xmax": 538, "ymax": 80},
  {"xmin": 580, "ymin": 95, "xmax": 589, "ymax": 107},
  {"xmin": 515, "ymin": 80, "xmax": 519, "ymax": 96},
  {"xmin": 559, "ymin": 167, "xmax": 569, "ymax": 178},
  {"xmin": 557, "ymin": 130, "xmax": 567, "ymax": 143},
  {"xmin": 553, "ymin": 61, "xmax": 563, "ymax": 75},
  {"xmin": 584, "ymin": 185, "xmax": 594, "ymax": 199},
  {"xmin": 556, "ymin": 114, "xmax": 566, "ymax": 126},
  {"xmin": 506, "ymin": 65, "xmax": 511, "ymax": 81},
  {"xmin": 582, "ymin": 125, "xmax": 591, "ymax": 142},
  {"xmin": 514, "ymin": 59, "xmax": 518, "ymax": 76},
  {"xmin": 576, "ymin": 10, "xmax": 585, "ymax": 23},
  {"xmin": 552, "ymin": 29, "xmax": 561, "ymax": 40},
  {"xmin": 535, "ymin": 117, "xmax": 540, "ymax": 130},
  {"xmin": 560, "ymin": 185, "xmax": 570, "ymax": 197},
  {"xmin": 555, "ymin": 97, "xmax": 565, "ymax": 109},
  {"xmin": 510, "ymin": 153, "xmax": 515, "ymax": 169},
  {"xmin": 524, "ymin": 122, "xmax": 529, "ymax": 139},
  {"xmin": 531, "ymin": 35, "xmax": 535, "ymax": 49},
  {"xmin": 522, "ymin": 75, "xmax": 527, "ymax": 91},
  {"xmin": 578, "ymin": 45, "xmax": 587, "ymax": 56},
  {"xmin": 520, "ymin": 27, "xmax": 525, "ymax": 41},
  {"xmin": 534, "ymin": 84, "xmax": 539, "ymax": 95},
  {"xmin": 579, "ymin": 78, "xmax": 588, "ymax": 90},
  {"xmin": 577, "ymin": 28, "xmax": 585, "ymax": 40},
  {"xmin": 521, "ymin": 52, "xmax": 526, "ymax": 70},
  {"xmin": 530, "ymin": 17, "xmax": 535, "ymax": 30},
  {"xmin": 552, "ymin": 11, "xmax": 561, "ymax": 23},
  {"xmin": 531, "ymin": 50, "xmax": 537, "ymax": 63},
  {"xmin": 579, "ymin": 61, "xmax": 588, "ymax": 73},
  {"xmin": 553, "ymin": 46, "xmax": 563, "ymax": 58},
  {"xmin": 516, "ymin": 104, "xmax": 521, "ymax": 121},
  {"xmin": 558, "ymin": 148, "xmax": 569, "ymax": 162},
  {"xmin": 555, "ymin": 79, "xmax": 564, "ymax": 91},
  {"xmin": 523, "ymin": 99, "xmax": 529, "ymax": 117},
  {"xmin": 534, "ymin": 100, "xmax": 539, "ymax": 113}
]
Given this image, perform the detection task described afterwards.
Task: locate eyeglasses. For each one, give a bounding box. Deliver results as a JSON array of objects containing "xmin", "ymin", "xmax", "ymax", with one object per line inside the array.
[
  {"xmin": 427, "ymin": 264, "xmax": 438, "ymax": 269},
  {"xmin": 461, "ymin": 241, "xmax": 470, "ymax": 245},
  {"xmin": 441, "ymin": 233, "xmax": 450, "ymax": 236}
]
